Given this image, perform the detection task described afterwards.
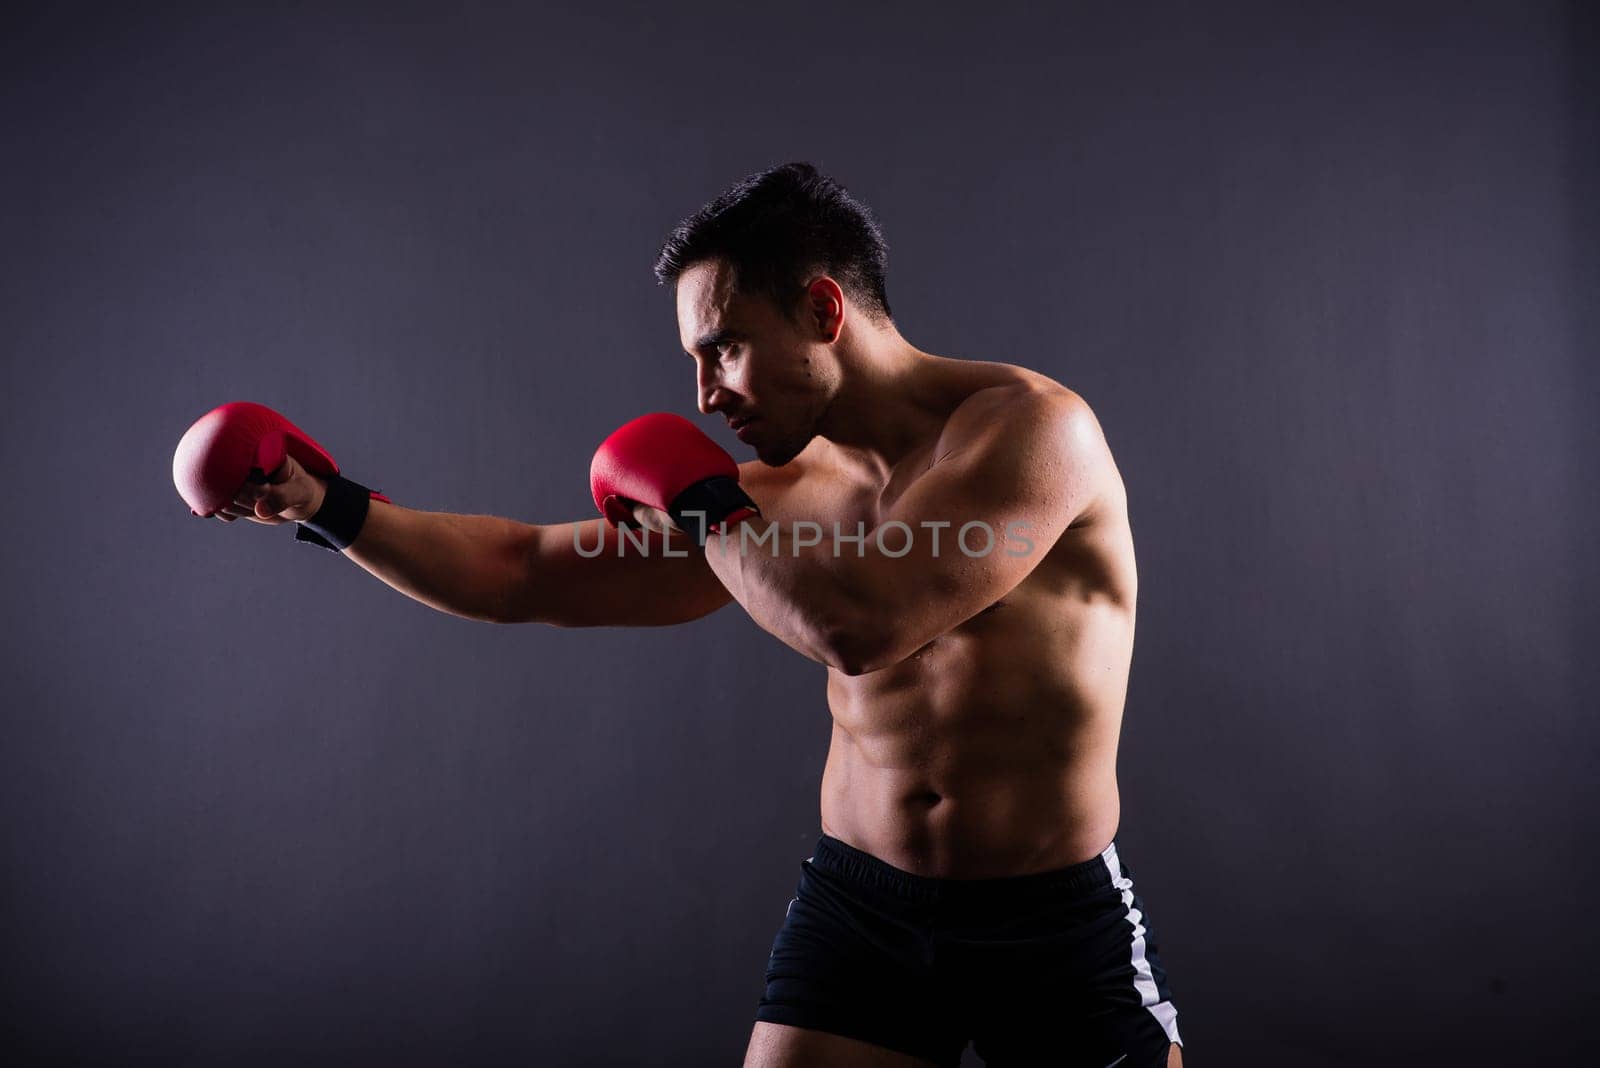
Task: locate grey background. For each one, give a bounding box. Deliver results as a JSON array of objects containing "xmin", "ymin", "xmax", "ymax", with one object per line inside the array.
[{"xmin": 3, "ymin": 2, "xmax": 1594, "ymax": 1065}]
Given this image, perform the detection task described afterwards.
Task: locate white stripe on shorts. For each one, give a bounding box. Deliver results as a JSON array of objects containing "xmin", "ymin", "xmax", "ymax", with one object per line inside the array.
[{"xmin": 1101, "ymin": 842, "xmax": 1182, "ymax": 1046}]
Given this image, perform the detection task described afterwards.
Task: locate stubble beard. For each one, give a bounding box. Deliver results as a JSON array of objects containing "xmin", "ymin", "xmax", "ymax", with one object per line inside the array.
[{"xmin": 756, "ymin": 390, "xmax": 833, "ymax": 467}]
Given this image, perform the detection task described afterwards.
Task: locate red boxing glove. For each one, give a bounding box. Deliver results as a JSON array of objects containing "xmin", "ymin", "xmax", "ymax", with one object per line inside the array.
[
  {"xmin": 590, "ymin": 412, "xmax": 758, "ymax": 543},
  {"xmin": 171, "ymin": 401, "xmax": 390, "ymax": 517}
]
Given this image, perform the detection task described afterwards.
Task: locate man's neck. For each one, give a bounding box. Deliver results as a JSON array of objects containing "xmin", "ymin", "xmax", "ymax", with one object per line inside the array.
[{"xmin": 814, "ymin": 332, "xmax": 949, "ymax": 479}]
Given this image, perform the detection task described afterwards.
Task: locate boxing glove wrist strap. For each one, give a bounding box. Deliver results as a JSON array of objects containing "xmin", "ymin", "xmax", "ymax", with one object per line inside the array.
[
  {"xmin": 668, "ymin": 476, "xmax": 759, "ymax": 547},
  {"xmin": 295, "ymin": 474, "xmax": 380, "ymax": 552}
]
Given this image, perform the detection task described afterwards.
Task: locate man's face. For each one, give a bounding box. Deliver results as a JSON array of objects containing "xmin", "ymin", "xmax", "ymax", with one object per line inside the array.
[{"xmin": 675, "ymin": 259, "xmax": 836, "ymax": 466}]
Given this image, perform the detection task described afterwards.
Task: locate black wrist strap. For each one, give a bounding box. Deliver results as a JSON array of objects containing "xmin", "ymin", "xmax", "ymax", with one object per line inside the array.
[
  {"xmin": 294, "ymin": 474, "xmax": 377, "ymax": 553},
  {"xmin": 668, "ymin": 476, "xmax": 759, "ymax": 547}
]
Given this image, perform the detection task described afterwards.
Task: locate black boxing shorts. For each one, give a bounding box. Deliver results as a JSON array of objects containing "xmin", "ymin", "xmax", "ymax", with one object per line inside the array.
[{"xmin": 754, "ymin": 833, "xmax": 1183, "ymax": 1067}]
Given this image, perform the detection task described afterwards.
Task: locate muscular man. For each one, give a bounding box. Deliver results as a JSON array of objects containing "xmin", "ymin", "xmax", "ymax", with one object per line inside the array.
[{"xmin": 211, "ymin": 163, "xmax": 1184, "ymax": 1067}]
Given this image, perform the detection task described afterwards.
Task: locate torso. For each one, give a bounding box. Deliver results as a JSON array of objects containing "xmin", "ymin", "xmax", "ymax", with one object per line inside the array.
[{"xmin": 744, "ymin": 358, "xmax": 1138, "ymax": 879}]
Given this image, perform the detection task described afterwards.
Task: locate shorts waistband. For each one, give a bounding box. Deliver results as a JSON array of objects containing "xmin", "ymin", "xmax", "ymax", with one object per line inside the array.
[{"xmin": 807, "ymin": 833, "xmax": 1122, "ymax": 907}]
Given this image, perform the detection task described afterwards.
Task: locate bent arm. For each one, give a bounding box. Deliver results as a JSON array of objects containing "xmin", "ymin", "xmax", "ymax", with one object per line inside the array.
[
  {"xmin": 342, "ymin": 498, "xmax": 730, "ymax": 627},
  {"xmin": 704, "ymin": 387, "xmax": 1103, "ymax": 673}
]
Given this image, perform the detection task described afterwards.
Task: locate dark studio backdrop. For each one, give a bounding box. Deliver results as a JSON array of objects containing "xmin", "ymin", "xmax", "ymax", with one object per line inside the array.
[{"xmin": 2, "ymin": 2, "xmax": 1594, "ymax": 1065}]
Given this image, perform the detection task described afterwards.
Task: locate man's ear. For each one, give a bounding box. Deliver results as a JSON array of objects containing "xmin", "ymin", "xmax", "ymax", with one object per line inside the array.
[{"xmin": 804, "ymin": 277, "xmax": 845, "ymax": 343}]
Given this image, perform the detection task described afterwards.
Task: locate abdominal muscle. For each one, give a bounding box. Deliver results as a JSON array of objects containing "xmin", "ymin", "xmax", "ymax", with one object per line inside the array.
[{"xmin": 818, "ymin": 595, "xmax": 1133, "ymax": 879}]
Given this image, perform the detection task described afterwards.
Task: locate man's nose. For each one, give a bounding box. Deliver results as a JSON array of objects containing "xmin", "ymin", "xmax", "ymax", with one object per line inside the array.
[
  {"xmin": 697, "ymin": 364, "xmax": 728, "ymax": 415},
  {"xmin": 698, "ymin": 386, "xmax": 730, "ymax": 416}
]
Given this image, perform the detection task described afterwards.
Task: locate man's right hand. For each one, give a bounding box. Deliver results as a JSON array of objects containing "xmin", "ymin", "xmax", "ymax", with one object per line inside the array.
[{"xmin": 216, "ymin": 456, "xmax": 328, "ymax": 525}]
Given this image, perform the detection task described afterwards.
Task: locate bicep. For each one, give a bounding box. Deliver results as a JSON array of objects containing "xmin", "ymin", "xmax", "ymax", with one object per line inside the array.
[
  {"xmin": 507, "ymin": 519, "xmax": 732, "ymax": 627},
  {"xmin": 841, "ymin": 391, "xmax": 1103, "ymax": 659}
]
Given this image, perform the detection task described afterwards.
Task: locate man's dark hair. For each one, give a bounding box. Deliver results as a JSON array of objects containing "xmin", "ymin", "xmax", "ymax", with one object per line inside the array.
[{"xmin": 653, "ymin": 162, "xmax": 892, "ymax": 323}]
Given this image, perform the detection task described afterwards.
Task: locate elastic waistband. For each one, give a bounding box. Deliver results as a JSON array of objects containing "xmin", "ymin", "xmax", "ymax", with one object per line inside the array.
[{"xmin": 807, "ymin": 833, "xmax": 1122, "ymax": 909}]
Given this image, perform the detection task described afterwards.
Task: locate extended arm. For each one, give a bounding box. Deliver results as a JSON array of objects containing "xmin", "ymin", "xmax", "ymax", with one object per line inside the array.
[
  {"xmin": 187, "ymin": 399, "xmax": 729, "ymax": 628},
  {"xmin": 342, "ymin": 500, "xmax": 732, "ymax": 627}
]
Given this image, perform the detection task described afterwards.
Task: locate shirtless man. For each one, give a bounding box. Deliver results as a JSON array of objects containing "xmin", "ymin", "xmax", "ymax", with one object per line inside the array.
[{"xmin": 210, "ymin": 163, "xmax": 1184, "ymax": 1067}]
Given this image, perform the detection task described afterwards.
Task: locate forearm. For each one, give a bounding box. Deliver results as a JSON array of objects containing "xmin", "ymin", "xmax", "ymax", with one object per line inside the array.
[
  {"xmin": 703, "ymin": 520, "xmax": 866, "ymax": 671},
  {"xmin": 337, "ymin": 499, "xmax": 532, "ymax": 624}
]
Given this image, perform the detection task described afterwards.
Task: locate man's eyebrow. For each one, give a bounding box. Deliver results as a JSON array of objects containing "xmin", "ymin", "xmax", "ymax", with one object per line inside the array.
[{"xmin": 690, "ymin": 328, "xmax": 738, "ymax": 353}]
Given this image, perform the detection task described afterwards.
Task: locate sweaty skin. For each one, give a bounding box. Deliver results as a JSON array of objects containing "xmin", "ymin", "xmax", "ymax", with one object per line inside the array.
[
  {"xmin": 724, "ymin": 371, "xmax": 1134, "ymax": 879},
  {"xmin": 664, "ymin": 260, "xmax": 1137, "ymax": 880}
]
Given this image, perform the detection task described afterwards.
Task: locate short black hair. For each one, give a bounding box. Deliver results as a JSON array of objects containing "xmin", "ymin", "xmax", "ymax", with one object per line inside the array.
[{"xmin": 653, "ymin": 162, "xmax": 892, "ymax": 323}]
